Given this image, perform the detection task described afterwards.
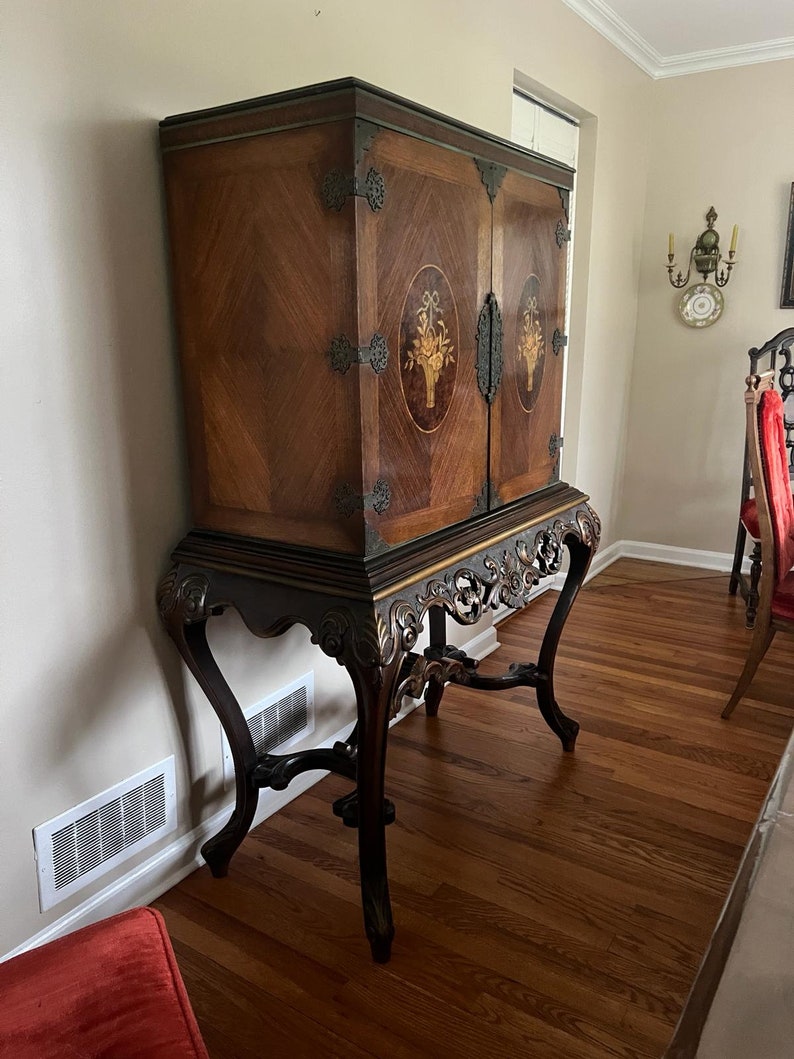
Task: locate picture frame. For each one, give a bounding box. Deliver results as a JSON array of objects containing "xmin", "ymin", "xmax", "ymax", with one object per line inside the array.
[{"xmin": 782, "ymin": 182, "xmax": 794, "ymax": 308}]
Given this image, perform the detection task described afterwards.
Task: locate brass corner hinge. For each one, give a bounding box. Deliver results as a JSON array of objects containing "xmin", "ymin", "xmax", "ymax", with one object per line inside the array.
[
  {"xmin": 364, "ymin": 523, "xmax": 391, "ymax": 556},
  {"xmin": 322, "ymin": 167, "xmax": 385, "ymax": 212},
  {"xmin": 328, "ymin": 333, "xmax": 389, "ymax": 374},
  {"xmin": 334, "ymin": 479, "xmax": 391, "ymax": 518},
  {"xmin": 470, "ymin": 479, "xmax": 503, "ymax": 516},
  {"xmin": 558, "ymin": 187, "xmax": 570, "ymax": 224},
  {"xmin": 474, "ymin": 158, "xmax": 507, "ymax": 203}
]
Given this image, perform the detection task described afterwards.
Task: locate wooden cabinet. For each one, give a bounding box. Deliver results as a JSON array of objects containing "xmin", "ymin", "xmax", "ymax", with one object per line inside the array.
[
  {"xmin": 157, "ymin": 80, "xmax": 598, "ymax": 964},
  {"xmin": 160, "ymin": 78, "xmax": 572, "ymax": 556}
]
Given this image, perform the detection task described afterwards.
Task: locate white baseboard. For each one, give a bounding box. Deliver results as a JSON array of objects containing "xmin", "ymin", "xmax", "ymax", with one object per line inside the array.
[
  {"xmin": 458, "ymin": 623, "xmax": 500, "ymax": 659},
  {"xmin": 617, "ymin": 539, "xmax": 748, "ymax": 573},
  {"xmin": 545, "ymin": 538, "xmax": 747, "ymax": 594}
]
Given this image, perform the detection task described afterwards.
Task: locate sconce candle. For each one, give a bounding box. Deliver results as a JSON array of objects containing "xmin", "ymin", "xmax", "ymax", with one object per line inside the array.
[{"xmin": 665, "ymin": 206, "xmax": 739, "ymax": 289}]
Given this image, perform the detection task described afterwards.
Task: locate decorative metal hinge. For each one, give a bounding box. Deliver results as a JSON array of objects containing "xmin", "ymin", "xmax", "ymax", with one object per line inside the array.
[
  {"xmin": 552, "ymin": 329, "xmax": 567, "ymax": 356},
  {"xmin": 334, "ymin": 478, "xmax": 391, "ymax": 518},
  {"xmin": 322, "ymin": 167, "xmax": 386, "ymax": 212},
  {"xmin": 558, "ymin": 187, "xmax": 570, "ymax": 224},
  {"xmin": 555, "ymin": 219, "xmax": 571, "ymax": 248},
  {"xmin": 548, "ymin": 433, "xmax": 564, "ymax": 458},
  {"xmin": 328, "ymin": 333, "xmax": 389, "ymax": 374},
  {"xmin": 474, "ymin": 158, "xmax": 507, "ymax": 203},
  {"xmin": 476, "ymin": 293, "xmax": 503, "ymax": 403}
]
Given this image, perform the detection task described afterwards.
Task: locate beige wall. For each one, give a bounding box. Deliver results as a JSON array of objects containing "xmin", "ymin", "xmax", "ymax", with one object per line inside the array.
[
  {"xmin": 1, "ymin": 0, "xmax": 651, "ymax": 955},
  {"xmin": 622, "ymin": 59, "xmax": 794, "ymax": 553}
]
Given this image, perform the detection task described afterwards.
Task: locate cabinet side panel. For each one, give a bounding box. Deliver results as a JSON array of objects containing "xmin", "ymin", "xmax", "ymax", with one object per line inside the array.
[
  {"xmin": 161, "ymin": 122, "xmax": 362, "ymax": 551},
  {"xmin": 491, "ymin": 172, "xmax": 567, "ymax": 504},
  {"xmin": 356, "ymin": 130, "xmax": 491, "ymax": 548}
]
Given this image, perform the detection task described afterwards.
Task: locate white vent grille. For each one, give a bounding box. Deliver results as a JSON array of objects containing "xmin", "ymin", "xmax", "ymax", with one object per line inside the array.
[
  {"xmin": 33, "ymin": 758, "xmax": 176, "ymax": 911},
  {"xmin": 223, "ymin": 672, "xmax": 314, "ymax": 785}
]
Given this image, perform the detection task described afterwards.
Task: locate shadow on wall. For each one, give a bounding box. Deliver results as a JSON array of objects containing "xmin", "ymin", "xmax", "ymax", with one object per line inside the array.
[{"xmin": 58, "ymin": 115, "xmax": 357, "ymax": 825}]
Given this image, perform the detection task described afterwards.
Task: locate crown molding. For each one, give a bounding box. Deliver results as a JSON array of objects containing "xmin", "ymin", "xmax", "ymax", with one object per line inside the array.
[
  {"xmin": 560, "ymin": 0, "xmax": 661, "ymax": 76},
  {"xmin": 561, "ymin": 0, "xmax": 794, "ymax": 79},
  {"xmin": 655, "ymin": 37, "xmax": 794, "ymax": 78}
]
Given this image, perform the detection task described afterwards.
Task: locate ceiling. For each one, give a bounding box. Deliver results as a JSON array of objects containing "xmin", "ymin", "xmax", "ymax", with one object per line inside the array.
[{"xmin": 561, "ymin": 0, "xmax": 794, "ymax": 77}]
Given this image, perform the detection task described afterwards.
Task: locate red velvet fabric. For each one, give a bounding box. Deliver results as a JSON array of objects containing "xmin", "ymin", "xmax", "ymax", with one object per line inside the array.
[
  {"xmin": 740, "ymin": 497, "xmax": 760, "ymax": 540},
  {"xmin": 0, "ymin": 908, "xmax": 208, "ymax": 1059},
  {"xmin": 772, "ymin": 570, "xmax": 794, "ymax": 621},
  {"xmin": 759, "ymin": 389, "xmax": 794, "ymax": 584}
]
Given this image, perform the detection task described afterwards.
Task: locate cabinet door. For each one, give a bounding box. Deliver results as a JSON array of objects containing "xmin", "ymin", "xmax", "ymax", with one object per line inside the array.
[
  {"xmin": 490, "ymin": 171, "xmax": 568, "ymax": 505},
  {"xmin": 356, "ymin": 130, "xmax": 491, "ymax": 549}
]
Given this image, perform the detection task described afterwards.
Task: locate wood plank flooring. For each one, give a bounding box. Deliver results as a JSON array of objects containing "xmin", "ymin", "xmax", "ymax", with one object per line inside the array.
[{"xmin": 155, "ymin": 560, "xmax": 794, "ymax": 1058}]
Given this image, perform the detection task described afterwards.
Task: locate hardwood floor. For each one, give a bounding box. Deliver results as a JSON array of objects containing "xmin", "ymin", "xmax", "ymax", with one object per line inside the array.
[{"xmin": 154, "ymin": 560, "xmax": 794, "ymax": 1058}]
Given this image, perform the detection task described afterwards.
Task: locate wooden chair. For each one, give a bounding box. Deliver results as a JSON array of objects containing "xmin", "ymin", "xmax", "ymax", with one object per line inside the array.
[
  {"xmin": 723, "ymin": 371, "xmax": 794, "ymax": 718},
  {"xmin": 728, "ymin": 328, "xmax": 794, "ymax": 627}
]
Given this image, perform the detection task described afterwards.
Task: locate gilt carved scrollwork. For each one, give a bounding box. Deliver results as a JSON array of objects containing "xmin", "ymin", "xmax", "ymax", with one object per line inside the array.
[
  {"xmin": 313, "ymin": 605, "xmax": 419, "ymax": 671},
  {"xmin": 379, "ymin": 503, "xmax": 600, "ymax": 639}
]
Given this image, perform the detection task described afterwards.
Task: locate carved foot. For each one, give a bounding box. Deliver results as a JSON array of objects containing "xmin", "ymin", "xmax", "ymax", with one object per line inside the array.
[
  {"xmin": 332, "ymin": 789, "xmax": 396, "ymax": 828},
  {"xmin": 369, "ymin": 933, "xmax": 394, "ymax": 963},
  {"xmin": 558, "ymin": 714, "xmax": 580, "ymax": 753},
  {"xmin": 201, "ymin": 834, "xmax": 236, "ymax": 878}
]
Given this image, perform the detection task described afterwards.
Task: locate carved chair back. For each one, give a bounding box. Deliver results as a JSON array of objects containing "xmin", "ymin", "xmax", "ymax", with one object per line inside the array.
[
  {"xmin": 722, "ymin": 371, "xmax": 794, "ymax": 718},
  {"xmin": 746, "ymin": 372, "xmax": 794, "ymax": 611},
  {"xmin": 729, "ymin": 328, "xmax": 794, "ymax": 625}
]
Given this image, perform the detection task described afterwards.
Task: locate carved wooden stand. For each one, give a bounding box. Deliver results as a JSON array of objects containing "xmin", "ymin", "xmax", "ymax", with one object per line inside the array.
[{"xmin": 158, "ymin": 493, "xmax": 600, "ymax": 962}]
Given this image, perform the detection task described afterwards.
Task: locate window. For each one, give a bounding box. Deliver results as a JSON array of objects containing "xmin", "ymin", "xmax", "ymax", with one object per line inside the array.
[{"xmin": 511, "ymin": 90, "xmax": 579, "ymax": 167}]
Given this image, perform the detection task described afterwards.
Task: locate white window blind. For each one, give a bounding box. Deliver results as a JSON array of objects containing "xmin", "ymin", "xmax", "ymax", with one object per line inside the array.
[{"xmin": 511, "ymin": 91, "xmax": 578, "ymax": 167}]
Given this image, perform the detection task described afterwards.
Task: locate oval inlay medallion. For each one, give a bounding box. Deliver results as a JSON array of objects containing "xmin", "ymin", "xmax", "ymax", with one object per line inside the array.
[
  {"xmin": 515, "ymin": 274, "xmax": 547, "ymax": 414},
  {"xmin": 400, "ymin": 265, "xmax": 459, "ymax": 433}
]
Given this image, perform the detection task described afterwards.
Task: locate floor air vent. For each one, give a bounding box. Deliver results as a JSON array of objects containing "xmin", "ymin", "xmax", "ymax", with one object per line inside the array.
[
  {"xmin": 33, "ymin": 757, "xmax": 176, "ymax": 912},
  {"xmin": 222, "ymin": 672, "xmax": 314, "ymax": 785}
]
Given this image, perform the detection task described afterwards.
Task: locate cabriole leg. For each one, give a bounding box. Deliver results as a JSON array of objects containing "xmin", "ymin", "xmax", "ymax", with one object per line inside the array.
[
  {"xmin": 159, "ymin": 569, "xmax": 259, "ymax": 877},
  {"xmin": 535, "ymin": 536, "xmax": 593, "ymax": 751},
  {"xmin": 346, "ymin": 656, "xmax": 403, "ymax": 963}
]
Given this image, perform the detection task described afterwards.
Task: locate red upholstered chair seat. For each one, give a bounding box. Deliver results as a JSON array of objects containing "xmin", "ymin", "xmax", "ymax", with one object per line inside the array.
[{"xmin": 0, "ymin": 908, "xmax": 207, "ymax": 1059}]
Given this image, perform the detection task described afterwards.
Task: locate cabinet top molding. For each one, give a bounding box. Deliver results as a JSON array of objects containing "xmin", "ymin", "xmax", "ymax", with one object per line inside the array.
[{"xmin": 160, "ymin": 76, "xmax": 574, "ymax": 190}]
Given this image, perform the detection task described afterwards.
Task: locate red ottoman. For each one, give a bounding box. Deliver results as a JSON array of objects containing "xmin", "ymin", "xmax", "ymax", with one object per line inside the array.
[{"xmin": 0, "ymin": 907, "xmax": 208, "ymax": 1058}]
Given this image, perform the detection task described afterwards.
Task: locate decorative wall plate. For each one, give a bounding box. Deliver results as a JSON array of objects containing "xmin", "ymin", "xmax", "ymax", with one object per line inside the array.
[{"xmin": 678, "ymin": 283, "xmax": 724, "ymax": 328}]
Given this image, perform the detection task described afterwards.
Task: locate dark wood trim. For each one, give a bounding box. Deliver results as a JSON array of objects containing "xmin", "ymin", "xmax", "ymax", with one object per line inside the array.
[
  {"xmin": 159, "ymin": 77, "xmax": 574, "ymax": 189},
  {"xmin": 781, "ymin": 183, "xmax": 794, "ymax": 309},
  {"xmin": 172, "ymin": 483, "xmax": 588, "ymax": 600}
]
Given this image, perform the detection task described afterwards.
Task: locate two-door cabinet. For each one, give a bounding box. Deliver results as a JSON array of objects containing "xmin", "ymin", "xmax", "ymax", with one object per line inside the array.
[{"xmin": 158, "ymin": 79, "xmax": 599, "ymax": 961}]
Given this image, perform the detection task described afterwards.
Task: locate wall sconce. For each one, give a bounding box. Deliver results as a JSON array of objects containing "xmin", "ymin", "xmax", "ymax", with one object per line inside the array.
[{"xmin": 667, "ymin": 206, "xmax": 739, "ymax": 288}]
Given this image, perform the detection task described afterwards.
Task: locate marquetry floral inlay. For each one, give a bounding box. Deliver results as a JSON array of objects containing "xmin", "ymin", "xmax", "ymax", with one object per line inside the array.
[{"xmin": 405, "ymin": 290, "xmax": 455, "ymax": 409}]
